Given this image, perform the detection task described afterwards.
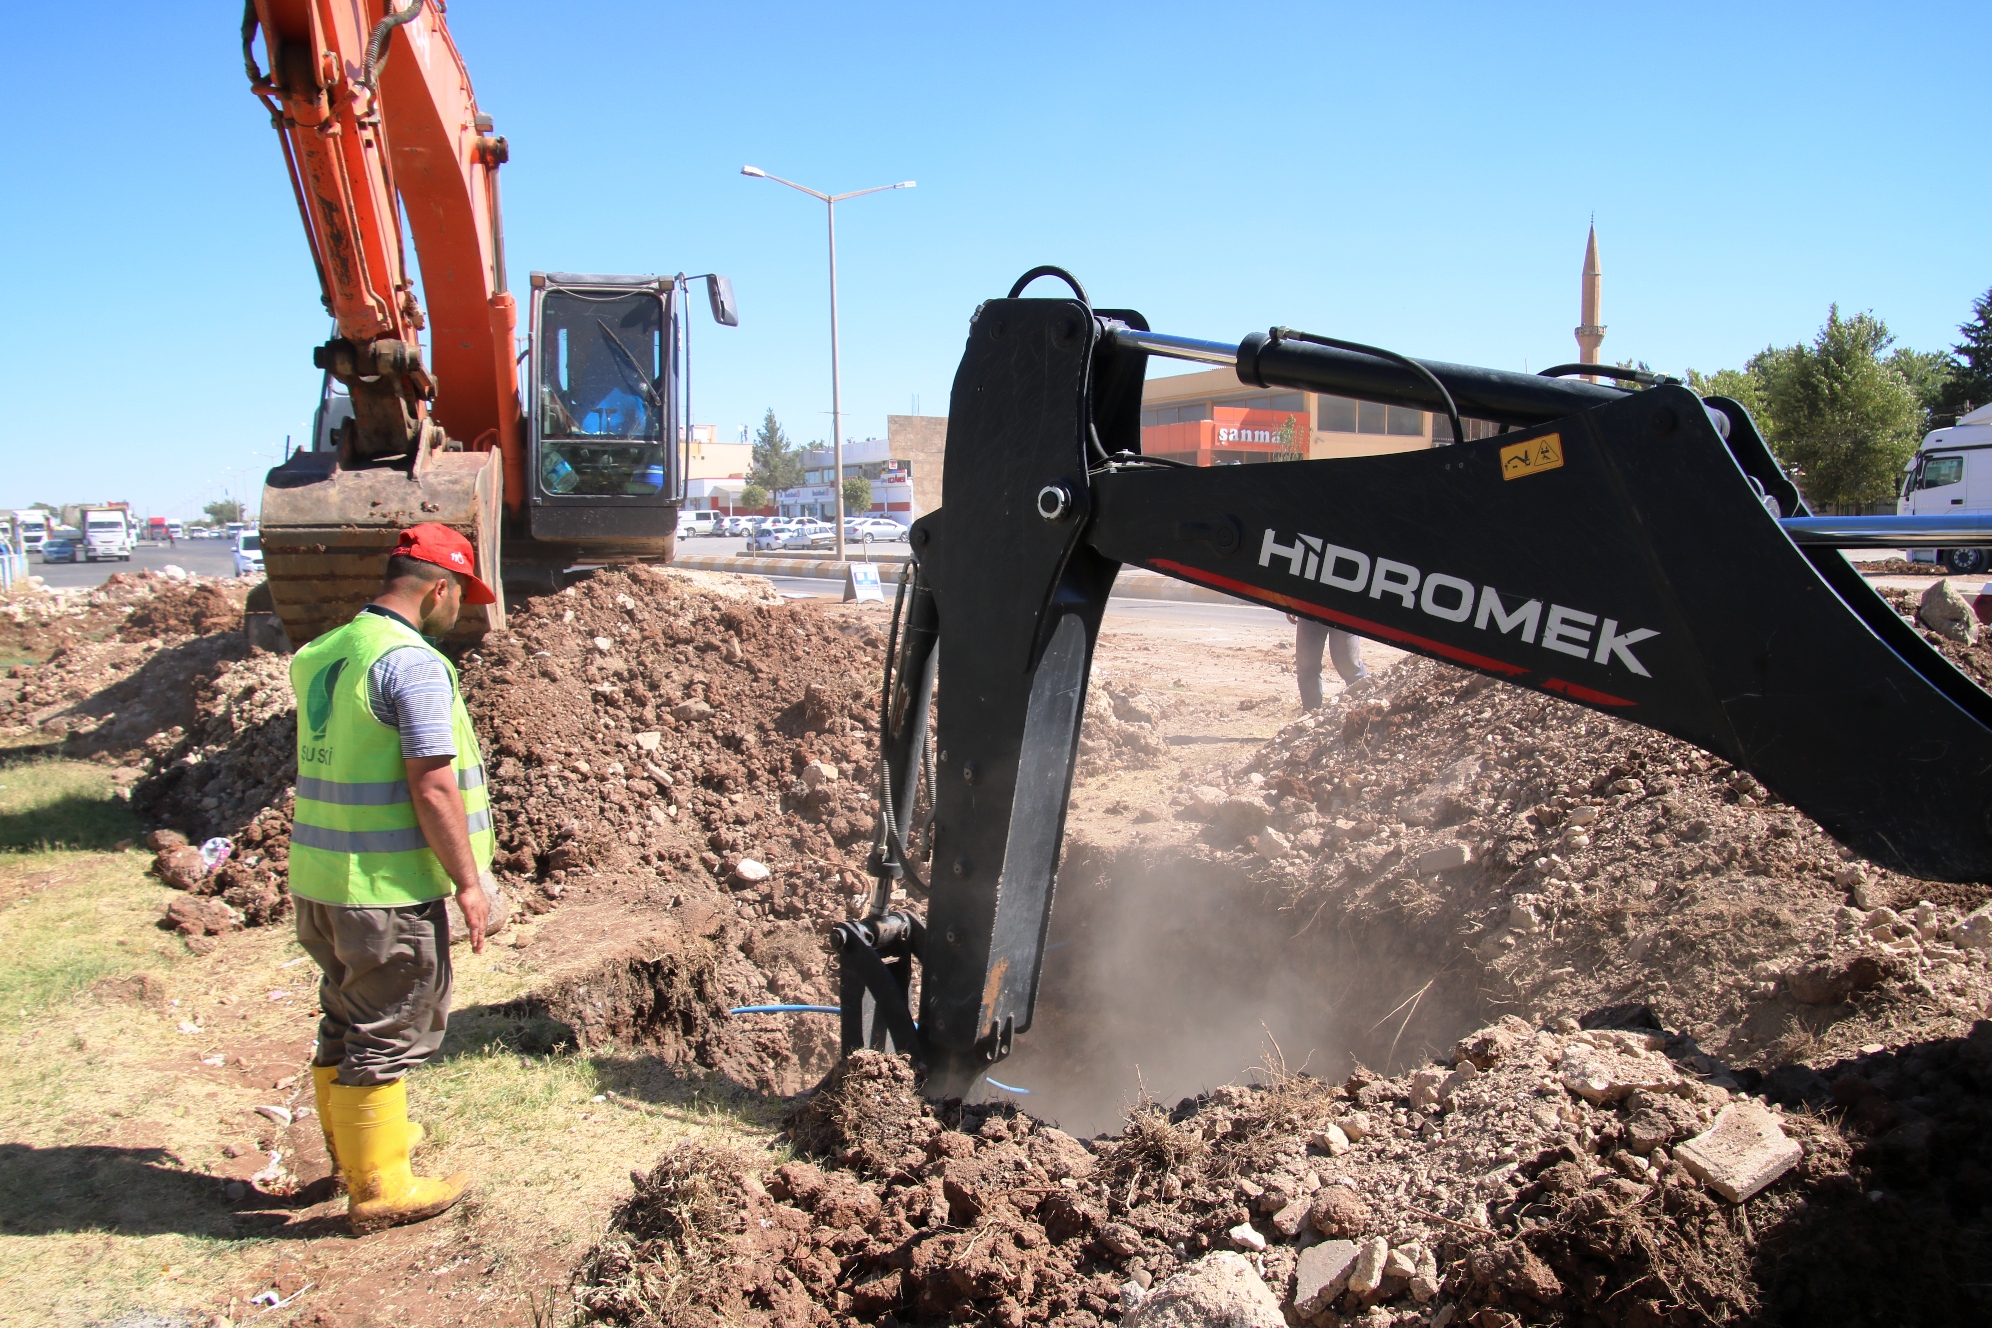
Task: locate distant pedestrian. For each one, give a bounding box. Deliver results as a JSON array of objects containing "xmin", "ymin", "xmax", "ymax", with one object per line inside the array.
[{"xmin": 1288, "ymin": 613, "xmax": 1367, "ymax": 710}]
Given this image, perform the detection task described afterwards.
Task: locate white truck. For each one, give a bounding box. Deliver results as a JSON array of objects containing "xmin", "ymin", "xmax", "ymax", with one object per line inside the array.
[
  {"xmin": 10, "ymin": 510, "xmax": 48, "ymax": 554},
  {"xmin": 1900, "ymin": 403, "xmax": 1992, "ymax": 573},
  {"xmin": 81, "ymin": 507, "xmax": 133, "ymax": 562}
]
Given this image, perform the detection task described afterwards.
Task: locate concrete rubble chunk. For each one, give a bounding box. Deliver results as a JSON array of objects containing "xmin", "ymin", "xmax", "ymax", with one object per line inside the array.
[
  {"xmin": 672, "ymin": 699, "xmax": 713, "ymax": 721},
  {"xmin": 1383, "ymin": 1246, "xmax": 1417, "ymax": 1280},
  {"xmin": 633, "ymin": 731, "xmax": 662, "ymax": 752},
  {"xmin": 1557, "ymin": 1043, "xmax": 1688, "ymax": 1105},
  {"xmin": 1291, "ymin": 1239, "xmax": 1361, "ymax": 1316},
  {"xmin": 1416, "ymin": 841, "xmax": 1473, "ymax": 874},
  {"xmin": 1673, "ymin": 1100, "xmax": 1803, "ymax": 1202},
  {"xmin": 802, "ymin": 759, "xmax": 839, "ymax": 788},
  {"xmin": 1186, "ymin": 785, "xmax": 1227, "ymax": 820},
  {"xmin": 1346, "ymin": 1236, "xmax": 1389, "ymax": 1295},
  {"xmin": 1308, "ymin": 1122, "xmax": 1351, "ymax": 1155},
  {"xmin": 1919, "ymin": 578, "xmax": 1980, "ymax": 645},
  {"xmin": 731, "ymin": 858, "xmax": 771, "ymax": 884},
  {"xmin": 1950, "ymin": 905, "xmax": 1992, "ymax": 949},
  {"xmin": 1255, "ymin": 826, "xmax": 1292, "ymax": 859},
  {"xmin": 1217, "ymin": 797, "xmax": 1272, "ymax": 838},
  {"xmin": 1123, "ymin": 1250, "xmax": 1284, "ymax": 1328},
  {"xmin": 1228, "ymin": 1221, "xmax": 1267, "ymax": 1252}
]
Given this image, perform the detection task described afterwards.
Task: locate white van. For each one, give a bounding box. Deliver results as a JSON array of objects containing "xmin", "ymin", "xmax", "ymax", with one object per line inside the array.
[
  {"xmin": 1900, "ymin": 402, "xmax": 1992, "ymax": 573},
  {"xmin": 675, "ymin": 509, "xmax": 719, "ymax": 539}
]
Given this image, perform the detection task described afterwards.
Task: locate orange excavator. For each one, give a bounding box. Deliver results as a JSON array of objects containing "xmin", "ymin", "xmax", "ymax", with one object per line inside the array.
[{"xmin": 242, "ymin": 0, "xmax": 735, "ymax": 643}]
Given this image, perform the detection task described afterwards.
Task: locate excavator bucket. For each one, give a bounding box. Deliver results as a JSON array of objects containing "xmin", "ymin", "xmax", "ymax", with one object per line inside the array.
[{"xmin": 260, "ymin": 449, "xmax": 505, "ymax": 647}]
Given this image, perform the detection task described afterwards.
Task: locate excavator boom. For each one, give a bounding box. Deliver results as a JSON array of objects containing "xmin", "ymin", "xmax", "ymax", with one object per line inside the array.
[
  {"xmin": 848, "ymin": 271, "xmax": 1992, "ymax": 1098},
  {"xmin": 245, "ymin": 0, "xmax": 517, "ymax": 643}
]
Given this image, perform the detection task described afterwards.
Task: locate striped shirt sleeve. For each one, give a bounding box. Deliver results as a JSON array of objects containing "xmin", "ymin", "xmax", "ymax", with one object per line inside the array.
[{"xmin": 366, "ymin": 646, "xmax": 458, "ymax": 760}]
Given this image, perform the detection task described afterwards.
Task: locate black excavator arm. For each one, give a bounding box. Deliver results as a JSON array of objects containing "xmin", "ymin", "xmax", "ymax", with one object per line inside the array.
[{"xmin": 837, "ymin": 268, "xmax": 1992, "ymax": 1098}]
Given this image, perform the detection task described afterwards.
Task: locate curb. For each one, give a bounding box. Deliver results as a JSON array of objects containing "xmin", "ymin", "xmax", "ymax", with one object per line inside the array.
[{"xmin": 668, "ymin": 554, "xmax": 1236, "ymax": 606}]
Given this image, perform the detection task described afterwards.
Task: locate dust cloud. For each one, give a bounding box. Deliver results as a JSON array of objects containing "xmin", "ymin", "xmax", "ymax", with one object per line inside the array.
[{"xmin": 986, "ymin": 844, "xmax": 1476, "ymax": 1136}]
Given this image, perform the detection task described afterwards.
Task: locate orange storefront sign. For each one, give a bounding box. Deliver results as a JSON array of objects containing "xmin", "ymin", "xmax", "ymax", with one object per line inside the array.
[{"xmin": 1140, "ymin": 406, "xmax": 1310, "ymax": 466}]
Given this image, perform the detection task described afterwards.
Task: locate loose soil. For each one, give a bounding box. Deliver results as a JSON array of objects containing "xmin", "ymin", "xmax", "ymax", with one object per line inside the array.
[{"xmin": 6, "ymin": 566, "xmax": 1992, "ymax": 1324}]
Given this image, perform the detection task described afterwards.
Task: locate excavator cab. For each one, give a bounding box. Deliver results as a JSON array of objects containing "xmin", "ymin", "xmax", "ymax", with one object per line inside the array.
[{"xmin": 523, "ymin": 273, "xmax": 683, "ymax": 568}]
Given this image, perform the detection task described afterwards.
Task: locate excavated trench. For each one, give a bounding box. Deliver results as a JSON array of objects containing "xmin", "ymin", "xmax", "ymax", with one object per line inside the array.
[{"xmin": 999, "ymin": 838, "xmax": 1490, "ymax": 1134}]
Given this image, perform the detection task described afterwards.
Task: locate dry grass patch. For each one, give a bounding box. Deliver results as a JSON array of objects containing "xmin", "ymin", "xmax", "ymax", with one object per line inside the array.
[{"xmin": 0, "ymin": 760, "xmax": 781, "ymax": 1328}]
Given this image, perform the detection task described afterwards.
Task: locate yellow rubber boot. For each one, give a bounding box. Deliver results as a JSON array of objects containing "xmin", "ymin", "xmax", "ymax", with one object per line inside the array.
[
  {"xmin": 327, "ymin": 1079, "xmax": 469, "ymax": 1234},
  {"xmin": 312, "ymin": 1064, "xmax": 423, "ymax": 1167}
]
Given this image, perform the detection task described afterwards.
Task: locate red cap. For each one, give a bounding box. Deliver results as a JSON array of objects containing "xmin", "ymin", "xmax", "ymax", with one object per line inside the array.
[{"xmin": 394, "ymin": 523, "xmax": 497, "ymax": 604}]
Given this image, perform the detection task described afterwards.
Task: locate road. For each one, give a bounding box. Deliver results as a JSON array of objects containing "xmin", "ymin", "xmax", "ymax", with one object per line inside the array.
[{"xmin": 27, "ymin": 540, "xmax": 240, "ymax": 589}]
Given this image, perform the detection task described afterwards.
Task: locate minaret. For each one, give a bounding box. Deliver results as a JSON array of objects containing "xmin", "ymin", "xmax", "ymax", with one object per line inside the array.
[{"xmin": 1574, "ymin": 222, "xmax": 1605, "ymax": 381}]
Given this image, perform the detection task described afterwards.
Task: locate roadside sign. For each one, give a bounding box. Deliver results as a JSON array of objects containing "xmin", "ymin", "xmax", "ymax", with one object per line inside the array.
[{"xmin": 845, "ymin": 561, "xmax": 884, "ymax": 603}]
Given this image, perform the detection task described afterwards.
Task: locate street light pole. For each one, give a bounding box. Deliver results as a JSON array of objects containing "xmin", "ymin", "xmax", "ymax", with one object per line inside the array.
[{"xmin": 741, "ymin": 166, "xmax": 914, "ymax": 562}]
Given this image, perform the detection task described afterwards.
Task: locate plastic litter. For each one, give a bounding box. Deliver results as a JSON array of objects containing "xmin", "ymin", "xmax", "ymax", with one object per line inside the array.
[
  {"xmin": 200, "ymin": 836, "xmax": 235, "ymax": 869},
  {"xmin": 728, "ymin": 1004, "xmax": 841, "ymax": 1015}
]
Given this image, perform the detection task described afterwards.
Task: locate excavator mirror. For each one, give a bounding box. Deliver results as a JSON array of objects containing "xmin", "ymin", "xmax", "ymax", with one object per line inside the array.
[{"xmin": 705, "ymin": 275, "xmax": 739, "ymax": 327}]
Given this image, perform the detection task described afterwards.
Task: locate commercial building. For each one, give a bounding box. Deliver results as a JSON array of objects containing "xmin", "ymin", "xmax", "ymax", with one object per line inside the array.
[
  {"xmin": 774, "ymin": 414, "xmax": 947, "ymax": 523},
  {"xmin": 680, "ymin": 425, "xmax": 755, "ymax": 511},
  {"xmin": 1140, "ymin": 368, "xmax": 1500, "ymax": 465}
]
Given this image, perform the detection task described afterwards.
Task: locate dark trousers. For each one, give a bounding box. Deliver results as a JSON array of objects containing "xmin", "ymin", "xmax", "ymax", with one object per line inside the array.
[
  {"xmin": 294, "ymin": 896, "xmax": 454, "ymax": 1085},
  {"xmin": 1297, "ymin": 621, "xmax": 1367, "ymax": 710}
]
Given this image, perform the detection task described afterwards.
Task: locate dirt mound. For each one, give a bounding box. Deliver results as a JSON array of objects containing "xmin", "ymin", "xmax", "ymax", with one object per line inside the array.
[
  {"xmin": 0, "ymin": 569, "xmax": 241, "ymax": 664},
  {"xmin": 785, "ymin": 1049, "xmax": 930, "ymax": 1176},
  {"xmin": 117, "ymin": 579, "xmax": 244, "ymax": 640},
  {"xmin": 576, "ymin": 1014, "xmax": 1923, "ymax": 1328},
  {"xmin": 1165, "ymin": 652, "xmax": 1992, "ymax": 1076},
  {"xmin": 463, "ymin": 566, "xmax": 887, "ymax": 925},
  {"xmin": 2, "ymin": 633, "xmax": 254, "ymax": 758},
  {"xmin": 1877, "ymin": 584, "xmax": 1992, "ymax": 690}
]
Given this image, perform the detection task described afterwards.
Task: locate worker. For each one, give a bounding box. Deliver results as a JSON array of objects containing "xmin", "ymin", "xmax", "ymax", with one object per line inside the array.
[
  {"xmin": 287, "ymin": 523, "xmax": 497, "ymax": 1234},
  {"xmin": 1287, "ymin": 613, "xmax": 1368, "ymax": 709}
]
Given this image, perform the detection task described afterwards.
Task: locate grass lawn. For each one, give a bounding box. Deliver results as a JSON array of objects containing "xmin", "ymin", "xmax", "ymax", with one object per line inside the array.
[{"xmin": 0, "ymin": 760, "xmax": 778, "ymax": 1327}]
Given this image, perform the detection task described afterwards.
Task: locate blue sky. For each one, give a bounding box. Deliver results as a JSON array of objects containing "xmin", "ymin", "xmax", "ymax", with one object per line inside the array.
[{"xmin": 2, "ymin": 1, "xmax": 1986, "ymax": 518}]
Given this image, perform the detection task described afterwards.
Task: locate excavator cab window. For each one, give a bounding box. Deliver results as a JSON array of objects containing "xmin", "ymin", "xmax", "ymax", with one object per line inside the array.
[{"xmin": 536, "ymin": 289, "xmax": 668, "ymax": 496}]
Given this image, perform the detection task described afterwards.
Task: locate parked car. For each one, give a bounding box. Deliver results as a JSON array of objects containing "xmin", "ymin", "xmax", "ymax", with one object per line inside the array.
[
  {"xmin": 234, "ymin": 531, "xmax": 264, "ymax": 577},
  {"xmin": 720, "ymin": 514, "xmax": 756, "ymax": 537},
  {"xmin": 783, "ymin": 521, "xmax": 834, "ymax": 550},
  {"xmin": 40, "ymin": 536, "xmax": 80, "ymax": 564},
  {"xmin": 748, "ymin": 518, "xmax": 795, "ymax": 550},
  {"xmin": 845, "ymin": 517, "xmax": 908, "ymax": 544}
]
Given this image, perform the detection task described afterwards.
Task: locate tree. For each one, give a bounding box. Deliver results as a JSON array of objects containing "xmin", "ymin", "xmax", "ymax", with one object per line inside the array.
[
  {"xmin": 1756, "ymin": 306, "xmax": 1922, "ymax": 509},
  {"xmin": 1687, "ymin": 366, "xmax": 1774, "ymax": 437},
  {"xmin": 1934, "ymin": 286, "xmax": 1992, "ymax": 424},
  {"xmin": 749, "ymin": 409, "xmax": 804, "ymax": 492},
  {"xmin": 1887, "ymin": 347, "xmax": 1955, "ymax": 431},
  {"xmin": 204, "ymin": 498, "xmax": 246, "ymax": 526},
  {"xmin": 1274, "ymin": 413, "xmax": 1302, "ymax": 462},
  {"xmin": 842, "ymin": 476, "xmax": 873, "ymax": 517},
  {"xmin": 738, "ymin": 484, "xmax": 768, "ymax": 513}
]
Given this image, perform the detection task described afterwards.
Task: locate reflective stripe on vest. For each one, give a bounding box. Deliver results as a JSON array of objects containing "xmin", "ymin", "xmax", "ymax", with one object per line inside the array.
[{"xmin": 287, "ymin": 613, "xmax": 494, "ymax": 907}]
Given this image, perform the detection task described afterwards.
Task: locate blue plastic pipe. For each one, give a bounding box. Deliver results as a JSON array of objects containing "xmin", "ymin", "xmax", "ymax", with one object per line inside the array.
[{"xmin": 727, "ymin": 1004, "xmax": 842, "ymax": 1015}]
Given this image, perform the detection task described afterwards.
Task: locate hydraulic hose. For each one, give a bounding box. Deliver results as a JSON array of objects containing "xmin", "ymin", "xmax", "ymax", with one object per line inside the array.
[{"xmin": 361, "ymin": 0, "xmax": 426, "ymax": 89}]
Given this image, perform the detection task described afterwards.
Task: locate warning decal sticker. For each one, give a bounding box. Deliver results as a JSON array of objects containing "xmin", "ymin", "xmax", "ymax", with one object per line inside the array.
[{"xmin": 1500, "ymin": 433, "xmax": 1565, "ymax": 480}]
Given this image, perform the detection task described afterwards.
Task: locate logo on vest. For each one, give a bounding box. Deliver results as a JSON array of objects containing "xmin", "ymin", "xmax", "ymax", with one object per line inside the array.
[{"xmin": 305, "ymin": 657, "xmax": 346, "ymax": 738}]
